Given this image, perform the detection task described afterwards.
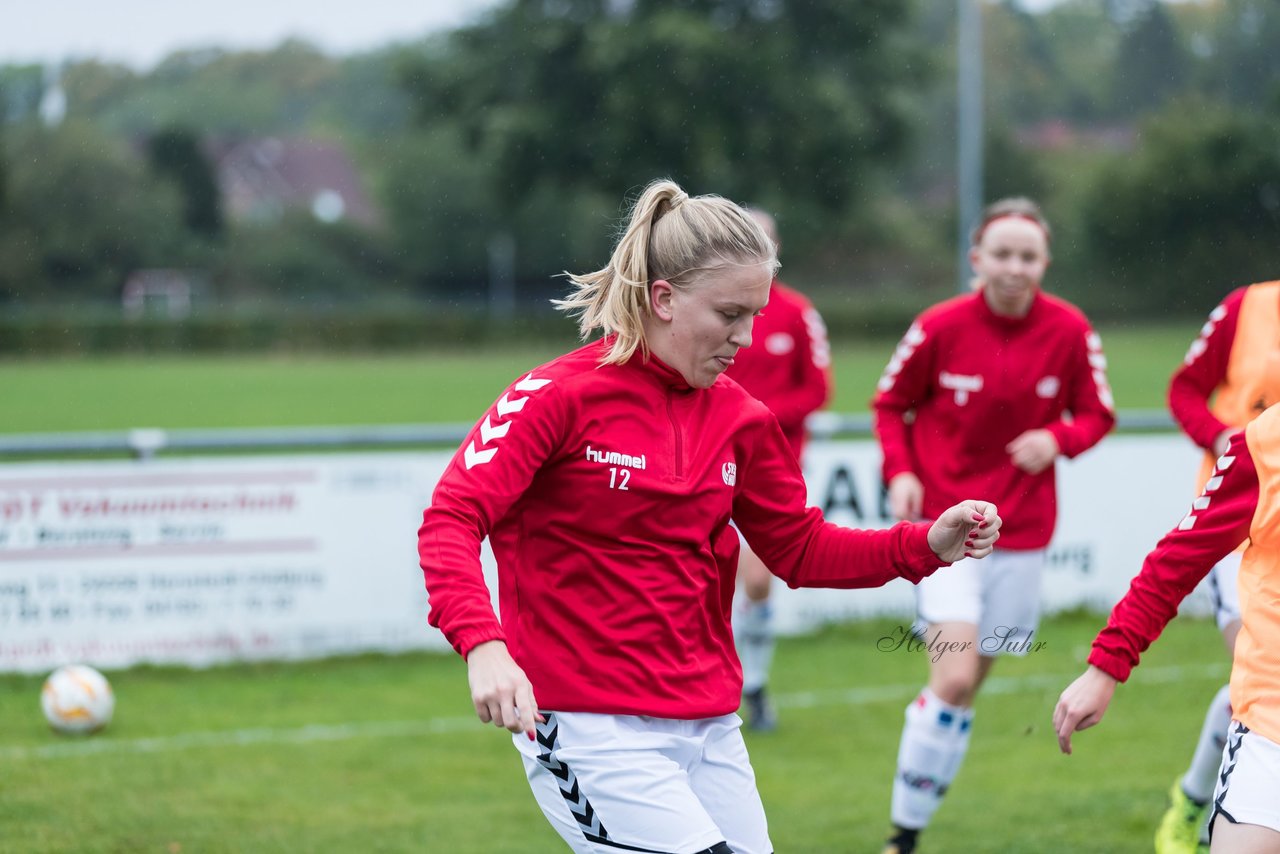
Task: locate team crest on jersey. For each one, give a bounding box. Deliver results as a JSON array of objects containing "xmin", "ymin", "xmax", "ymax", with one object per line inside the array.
[
  {"xmin": 764, "ymin": 332, "xmax": 795, "ymax": 356},
  {"xmin": 722, "ymin": 462, "xmax": 737, "ymax": 486},
  {"xmin": 1036, "ymin": 376, "xmax": 1061, "ymax": 399}
]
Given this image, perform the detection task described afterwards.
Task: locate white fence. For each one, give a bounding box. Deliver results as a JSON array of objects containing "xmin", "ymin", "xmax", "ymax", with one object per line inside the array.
[{"xmin": 0, "ymin": 424, "xmax": 1208, "ymax": 673}]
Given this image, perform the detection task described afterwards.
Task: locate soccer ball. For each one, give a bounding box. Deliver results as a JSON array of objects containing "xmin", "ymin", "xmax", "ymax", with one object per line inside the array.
[{"xmin": 41, "ymin": 665, "xmax": 115, "ymax": 734}]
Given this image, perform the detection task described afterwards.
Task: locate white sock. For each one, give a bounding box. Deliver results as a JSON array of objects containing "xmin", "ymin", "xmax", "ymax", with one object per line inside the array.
[
  {"xmin": 890, "ymin": 688, "xmax": 975, "ymax": 830},
  {"xmin": 1182, "ymin": 684, "xmax": 1232, "ymax": 803},
  {"xmin": 735, "ymin": 598, "xmax": 775, "ymax": 694}
]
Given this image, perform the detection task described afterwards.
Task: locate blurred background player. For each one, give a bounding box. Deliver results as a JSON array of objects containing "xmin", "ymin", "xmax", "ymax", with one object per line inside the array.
[
  {"xmin": 1155, "ymin": 280, "xmax": 1280, "ymax": 854},
  {"xmin": 872, "ymin": 197, "xmax": 1116, "ymax": 854},
  {"xmin": 1055, "ymin": 402, "xmax": 1280, "ymax": 854},
  {"xmin": 418, "ymin": 178, "xmax": 1001, "ymax": 854},
  {"xmin": 724, "ymin": 207, "xmax": 833, "ymax": 732}
]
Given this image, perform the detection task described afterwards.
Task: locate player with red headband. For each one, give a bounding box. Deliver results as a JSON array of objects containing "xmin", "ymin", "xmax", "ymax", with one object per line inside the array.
[{"xmin": 872, "ymin": 197, "xmax": 1116, "ymax": 854}]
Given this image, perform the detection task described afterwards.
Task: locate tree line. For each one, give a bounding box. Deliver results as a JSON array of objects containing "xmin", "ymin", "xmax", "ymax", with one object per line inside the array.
[{"xmin": 0, "ymin": 0, "xmax": 1278, "ymax": 331}]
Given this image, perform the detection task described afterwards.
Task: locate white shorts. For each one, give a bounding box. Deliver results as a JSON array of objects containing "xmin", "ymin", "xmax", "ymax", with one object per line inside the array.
[
  {"xmin": 514, "ymin": 711, "xmax": 772, "ymax": 854},
  {"xmin": 1207, "ymin": 551, "xmax": 1243, "ymax": 631},
  {"xmin": 915, "ymin": 549, "xmax": 1045, "ymax": 657},
  {"xmin": 1211, "ymin": 721, "xmax": 1280, "ymax": 837}
]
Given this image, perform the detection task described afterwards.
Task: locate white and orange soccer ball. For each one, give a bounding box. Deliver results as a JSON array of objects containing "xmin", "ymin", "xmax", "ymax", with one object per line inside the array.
[{"xmin": 41, "ymin": 665, "xmax": 115, "ymax": 734}]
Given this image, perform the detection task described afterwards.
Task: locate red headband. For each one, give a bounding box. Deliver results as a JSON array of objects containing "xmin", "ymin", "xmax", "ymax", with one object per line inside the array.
[{"xmin": 974, "ymin": 212, "xmax": 1049, "ymax": 245}]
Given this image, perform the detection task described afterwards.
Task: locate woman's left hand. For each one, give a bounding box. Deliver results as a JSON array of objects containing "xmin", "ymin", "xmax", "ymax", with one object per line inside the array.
[
  {"xmin": 1007, "ymin": 429, "xmax": 1059, "ymax": 474},
  {"xmin": 927, "ymin": 501, "xmax": 1000, "ymax": 562}
]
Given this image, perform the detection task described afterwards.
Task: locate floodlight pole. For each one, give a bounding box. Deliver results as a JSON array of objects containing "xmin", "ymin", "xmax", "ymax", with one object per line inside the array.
[{"xmin": 957, "ymin": 0, "xmax": 984, "ymax": 292}]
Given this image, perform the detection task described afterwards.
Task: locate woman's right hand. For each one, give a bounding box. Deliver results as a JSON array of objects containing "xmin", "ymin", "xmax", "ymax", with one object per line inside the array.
[
  {"xmin": 466, "ymin": 640, "xmax": 542, "ymax": 740},
  {"xmin": 888, "ymin": 472, "xmax": 924, "ymax": 522}
]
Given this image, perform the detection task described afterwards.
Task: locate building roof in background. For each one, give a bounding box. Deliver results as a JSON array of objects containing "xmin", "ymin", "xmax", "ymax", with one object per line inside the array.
[{"xmin": 209, "ymin": 136, "xmax": 379, "ymax": 227}]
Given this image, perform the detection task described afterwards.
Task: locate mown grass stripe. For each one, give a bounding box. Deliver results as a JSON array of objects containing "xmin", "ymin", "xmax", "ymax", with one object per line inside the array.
[{"xmin": 2, "ymin": 662, "xmax": 1226, "ymax": 761}]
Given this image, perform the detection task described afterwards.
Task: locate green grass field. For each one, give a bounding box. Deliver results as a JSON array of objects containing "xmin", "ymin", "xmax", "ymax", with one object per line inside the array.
[
  {"xmin": 0, "ymin": 612, "xmax": 1228, "ymax": 852},
  {"xmin": 0, "ymin": 322, "xmax": 1191, "ymax": 434},
  {"xmin": 0, "ymin": 321, "xmax": 1213, "ymax": 851}
]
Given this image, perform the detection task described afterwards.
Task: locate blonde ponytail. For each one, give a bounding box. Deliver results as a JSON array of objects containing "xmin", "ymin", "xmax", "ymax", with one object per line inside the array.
[{"xmin": 555, "ymin": 179, "xmax": 777, "ymax": 365}]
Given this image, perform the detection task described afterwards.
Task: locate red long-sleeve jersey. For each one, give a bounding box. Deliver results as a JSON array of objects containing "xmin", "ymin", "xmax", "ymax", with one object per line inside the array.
[
  {"xmin": 1089, "ymin": 429, "xmax": 1257, "ymax": 683},
  {"xmin": 724, "ymin": 280, "xmax": 831, "ymax": 459},
  {"xmin": 873, "ymin": 290, "xmax": 1115, "ymax": 550},
  {"xmin": 1168, "ymin": 286, "xmax": 1247, "ymax": 450},
  {"xmin": 1166, "ymin": 285, "xmax": 1280, "ymax": 452},
  {"xmin": 419, "ymin": 339, "xmax": 948, "ymax": 719}
]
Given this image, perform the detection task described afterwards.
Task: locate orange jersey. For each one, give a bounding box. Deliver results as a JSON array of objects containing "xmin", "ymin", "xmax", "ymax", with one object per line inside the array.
[
  {"xmin": 1089, "ymin": 402, "xmax": 1280, "ymax": 743},
  {"xmin": 1168, "ymin": 282, "xmax": 1280, "ymax": 492},
  {"xmin": 1231, "ymin": 409, "xmax": 1280, "ymax": 742}
]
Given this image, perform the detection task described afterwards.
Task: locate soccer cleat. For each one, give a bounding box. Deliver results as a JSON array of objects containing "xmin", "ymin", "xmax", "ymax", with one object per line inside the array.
[
  {"xmin": 1155, "ymin": 779, "xmax": 1207, "ymax": 854},
  {"xmin": 743, "ymin": 686, "xmax": 777, "ymax": 732},
  {"xmin": 881, "ymin": 826, "xmax": 918, "ymax": 854}
]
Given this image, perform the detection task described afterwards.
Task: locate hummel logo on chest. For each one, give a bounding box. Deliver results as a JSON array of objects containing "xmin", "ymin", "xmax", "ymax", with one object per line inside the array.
[
  {"xmin": 939, "ymin": 371, "xmax": 983, "ymax": 406},
  {"xmin": 585, "ymin": 445, "xmax": 647, "ymax": 470}
]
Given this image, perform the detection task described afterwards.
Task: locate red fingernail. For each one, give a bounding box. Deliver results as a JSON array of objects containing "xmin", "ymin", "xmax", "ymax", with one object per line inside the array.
[
  {"xmin": 971, "ymin": 512, "xmax": 984, "ymax": 521},
  {"xmin": 527, "ymin": 730, "xmax": 535, "ymax": 741},
  {"xmin": 965, "ymin": 540, "xmax": 975, "ymax": 548},
  {"xmin": 964, "ymin": 551, "xmax": 973, "ymax": 558},
  {"xmin": 979, "ymin": 521, "xmax": 988, "ymax": 528}
]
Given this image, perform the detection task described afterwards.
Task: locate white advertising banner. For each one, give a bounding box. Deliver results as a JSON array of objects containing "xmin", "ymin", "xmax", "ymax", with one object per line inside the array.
[
  {"xmin": 0, "ymin": 454, "xmax": 472, "ymax": 673},
  {"xmin": 0, "ymin": 435, "xmax": 1207, "ymax": 672},
  {"xmin": 776, "ymin": 434, "xmax": 1207, "ymax": 635}
]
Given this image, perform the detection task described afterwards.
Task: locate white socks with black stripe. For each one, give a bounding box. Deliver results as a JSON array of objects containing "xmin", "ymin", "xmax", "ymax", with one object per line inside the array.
[{"xmin": 891, "ymin": 687, "xmax": 975, "ymax": 831}]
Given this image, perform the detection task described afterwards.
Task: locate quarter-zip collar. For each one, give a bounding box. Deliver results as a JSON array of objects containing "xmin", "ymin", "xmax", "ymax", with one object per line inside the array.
[
  {"xmin": 975, "ymin": 286, "xmax": 1042, "ymax": 331},
  {"xmin": 614, "ymin": 340, "xmax": 695, "ymax": 392}
]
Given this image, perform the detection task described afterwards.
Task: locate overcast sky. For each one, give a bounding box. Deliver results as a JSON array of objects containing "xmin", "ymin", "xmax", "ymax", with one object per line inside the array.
[
  {"xmin": 4, "ymin": 0, "xmax": 1099, "ymax": 71},
  {"xmin": 2, "ymin": 1, "xmax": 505, "ymax": 69}
]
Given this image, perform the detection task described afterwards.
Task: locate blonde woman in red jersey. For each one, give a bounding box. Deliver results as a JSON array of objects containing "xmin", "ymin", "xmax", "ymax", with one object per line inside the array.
[
  {"xmin": 419, "ymin": 179, "xmax": 1001, "ymax": 854},
  {"xmin": 873, "ymin": 198, "xmax": 1115, "ymax": 854}
]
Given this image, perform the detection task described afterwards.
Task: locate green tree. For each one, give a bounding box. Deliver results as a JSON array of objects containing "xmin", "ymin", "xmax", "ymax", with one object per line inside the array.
[
  {"xmin": 1083, "ymin": 99, "xmax": 1280, "ymax": 314},
  {"xmin": 0, "ymin": 121, "xmax": 186, "ymax": 303},
  {"xmin": 147, "ymin": 126, "xmax": 224, "ymax": 237},
  {"xmin": 399, "ymin": 0, "xmax": 929, "ymax": 212},
  {"xmin": 0, "ymin": 64, "xmax": 46, "ymax": 123},
  {"xmin": 985, "ymin": 2, "xmax": 1120, "ymax": 124},
  {"xmin": 377, "ymin": 126, "xmax": 497, "ymax": 296},
  {"xmin": 1199, "ymin": 0, "xmax": 1280, "ymax": 108},
  {"xmin": 217, "ymin": 213, "xmax": 402, "ymax": 302},
  {"xmin": 984, "ymin": 123, "xmax": 1047, "ymax": 203},
  {"xmin": 1109, "ymin": 3, "xmax": 1189, "ymax": 118},
  {"xmin": 64, "ymin": 42, "xmax": 344, "ymax": 136}
]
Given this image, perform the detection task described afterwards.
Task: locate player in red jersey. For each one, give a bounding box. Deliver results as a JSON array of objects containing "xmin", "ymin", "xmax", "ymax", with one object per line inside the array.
[
  {"xmin": 873, "ymin": 198, "xmax": 1115, "ymax": 854},
  {"xmin": 419, "ymin": 179, "xmax": 1001, "ymax": 854},
  {"xmin": 724, "ymin": 207, "xmax": 832, "ymax": 732}
]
